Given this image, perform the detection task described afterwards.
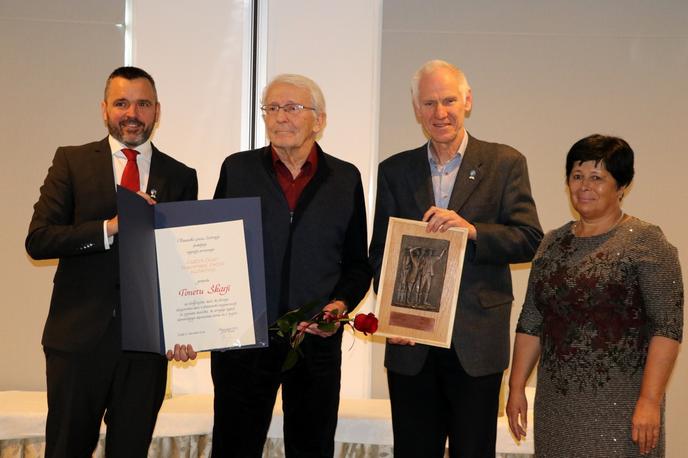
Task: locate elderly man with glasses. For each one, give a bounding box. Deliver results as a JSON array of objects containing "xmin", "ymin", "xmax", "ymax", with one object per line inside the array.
[{"xmin": 211, "ymin": 74, "xmax": 372, "ymax": 457}]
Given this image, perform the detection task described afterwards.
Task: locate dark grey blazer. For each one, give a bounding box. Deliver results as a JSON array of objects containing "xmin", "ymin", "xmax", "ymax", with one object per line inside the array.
[
  {"xmin": 369, "ymin": 134, "xmax": 543, "ymax": 377},
  {"xmin": 26, "ymin": 137, "xmax": 198, "ymax": 352}
]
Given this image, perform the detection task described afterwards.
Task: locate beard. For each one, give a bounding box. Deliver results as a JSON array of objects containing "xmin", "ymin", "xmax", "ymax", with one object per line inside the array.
[{"xmin": 106, "ymin": 116, "xmax": 154, "ymax": 148}]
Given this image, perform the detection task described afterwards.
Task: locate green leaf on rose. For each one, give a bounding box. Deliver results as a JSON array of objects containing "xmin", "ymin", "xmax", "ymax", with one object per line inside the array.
[
  {"xmin": 276, "ymin": 318, "xmax": 292, "ymax": 336},
  {"xmin": 317, "ymin": 322, "xmax": 337, "ymax": 332},
  {"xmin": 282, "ymin": 349, "xmax": 300, "ymax": 371},
  {"xmin": 293, "ymin": 331, "xmax": 305, "ymax": 348}
]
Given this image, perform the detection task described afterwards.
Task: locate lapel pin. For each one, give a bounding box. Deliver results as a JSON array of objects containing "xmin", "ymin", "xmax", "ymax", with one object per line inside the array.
[
  {"xmin": 150, "ymin": 189, "xmax": 158, "ymax": 200},
  {"xmin": 468, "ymin": 170, "xmax": 476, "ymax": 180}
]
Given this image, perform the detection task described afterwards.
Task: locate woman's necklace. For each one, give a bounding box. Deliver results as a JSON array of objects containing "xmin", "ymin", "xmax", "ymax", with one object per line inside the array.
[{"xmin": 573, "ymin": 211, "xmax": 626, "ymax": 237}]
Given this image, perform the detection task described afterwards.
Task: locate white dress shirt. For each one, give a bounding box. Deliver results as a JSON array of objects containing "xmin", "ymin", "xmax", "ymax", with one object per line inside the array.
[{"xmin": 103, "ymin": 135, "xmax": 154, "ymax": 249}]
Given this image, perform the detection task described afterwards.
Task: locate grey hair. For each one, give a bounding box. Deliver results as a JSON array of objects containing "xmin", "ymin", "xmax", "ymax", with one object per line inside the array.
[
  {"xmin": 411, "ymin": 60, "xmax": 471, "ymax": 107},
  {"xmin": 261, "ymin": 74, "xmax": 327, "ymax": 115}
]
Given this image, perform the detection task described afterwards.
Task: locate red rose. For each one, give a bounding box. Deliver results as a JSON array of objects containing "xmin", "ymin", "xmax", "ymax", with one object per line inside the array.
[
  {"xmin": 272, "ymin": 305, "xmax": 378, "ymax": 371},
  {"xmin": 353, "ymin": 313, "xmax": 378, "ymax": 335}
]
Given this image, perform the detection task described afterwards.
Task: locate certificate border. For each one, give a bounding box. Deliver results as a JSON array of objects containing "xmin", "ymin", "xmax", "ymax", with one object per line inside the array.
[{"xmin": 118, "ymin": 188, "xmax": 268, "ymax": 354}]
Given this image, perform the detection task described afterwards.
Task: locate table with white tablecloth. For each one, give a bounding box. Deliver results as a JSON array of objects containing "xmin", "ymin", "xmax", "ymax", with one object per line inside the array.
[{"xmin": 0, "ymin": 389, "xmax": 534, "ymax": 457}]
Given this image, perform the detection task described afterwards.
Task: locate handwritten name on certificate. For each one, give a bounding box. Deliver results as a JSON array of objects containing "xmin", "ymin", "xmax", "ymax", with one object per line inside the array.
[{"xmin": 154, "ymin": 220, "xmax": 256, "ymax": 351}]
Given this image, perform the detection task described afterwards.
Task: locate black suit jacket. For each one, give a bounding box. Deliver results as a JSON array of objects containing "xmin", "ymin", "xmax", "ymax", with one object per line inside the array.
[
  {"xmin": 26, "ymin": 137, "xmax": 198, "ymax": 352},
  {"xmin": 370, "ymin": 134, "xmax": 543, "ymax": 376}
]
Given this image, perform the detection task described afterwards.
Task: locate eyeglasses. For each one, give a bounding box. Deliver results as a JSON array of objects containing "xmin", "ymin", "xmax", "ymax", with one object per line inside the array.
[{"xmin": 260, "ymin": 103, "xmax": 317, "ymax": 115}]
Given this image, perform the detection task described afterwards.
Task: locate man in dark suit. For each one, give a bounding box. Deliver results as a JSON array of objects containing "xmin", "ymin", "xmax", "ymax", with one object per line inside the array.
[
  {"xmin": 211, "ymin": 74, "xmax": 372, "ymax": 457},
  {"xmin": 26, "ymin": 66, "xmax": 198, "ymax": 458},
  {"xmin": 369, "ymin": 60, "xmax": 543, "ymax": 457}
]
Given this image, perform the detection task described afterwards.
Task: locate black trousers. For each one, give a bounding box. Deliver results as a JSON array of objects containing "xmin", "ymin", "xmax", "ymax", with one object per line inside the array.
[
  {"xmin": 387, "ymin": 346, "xmax": 502, "ymax": 458},
  {"xmin": 44, "ymin": 318, "xmax": 167, "ymax": 458},
  {"xmin": 211, "ymin": 331, "xmax": 342, "ymax": 458}
]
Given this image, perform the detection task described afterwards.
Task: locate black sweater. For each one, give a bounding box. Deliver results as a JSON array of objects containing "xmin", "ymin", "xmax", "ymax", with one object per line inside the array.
[{"xmin": 214, "ymin": 144, "xmax": 372, "ymax": 325}]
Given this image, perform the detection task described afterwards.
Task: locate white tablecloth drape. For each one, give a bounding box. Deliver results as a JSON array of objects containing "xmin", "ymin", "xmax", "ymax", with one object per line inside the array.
[{"xmin": 0, "ymin": 390, "xmax": 534, "ymax": 457}]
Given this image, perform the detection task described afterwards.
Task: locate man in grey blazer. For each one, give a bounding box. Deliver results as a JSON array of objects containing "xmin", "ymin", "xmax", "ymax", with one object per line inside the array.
[{"xmin": 369, "ymin": 60, "xmax": 543, "ymax": 457}]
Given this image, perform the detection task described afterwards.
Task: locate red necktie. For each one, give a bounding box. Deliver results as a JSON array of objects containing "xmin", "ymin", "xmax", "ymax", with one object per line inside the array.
[{"xmin": 121, "ymin": 148, "xmax": 140, "ymax": 192}]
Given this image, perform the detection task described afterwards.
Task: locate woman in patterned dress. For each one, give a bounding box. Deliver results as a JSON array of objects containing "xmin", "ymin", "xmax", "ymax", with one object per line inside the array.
[{"xmin": 506, "ymin": 135, "xmax": 683, "ymax": 457}]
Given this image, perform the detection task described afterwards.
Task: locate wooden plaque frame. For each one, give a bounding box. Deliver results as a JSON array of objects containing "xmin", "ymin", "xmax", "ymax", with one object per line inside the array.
[{"xmin": 374, "ymin": 217, "xmax": 468, "ymax": 348}]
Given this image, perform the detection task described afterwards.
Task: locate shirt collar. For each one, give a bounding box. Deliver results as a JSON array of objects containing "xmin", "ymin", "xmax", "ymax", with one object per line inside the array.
[
  {"xmin": 427, "ymin": 130, "xmax": 469, "ymax": 167},
  {"xmin": 270, "ymin": 143, "xmax": 319, "ymax": 172},
  {"xmin": 109, "ymin": 135, "xmax": 153, "ymax": 163}
]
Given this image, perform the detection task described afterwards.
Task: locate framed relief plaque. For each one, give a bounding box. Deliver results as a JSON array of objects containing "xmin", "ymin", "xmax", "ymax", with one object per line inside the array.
[{"xmin": 374, "ymin": 217, "xmax": 468, "ymax": 348}]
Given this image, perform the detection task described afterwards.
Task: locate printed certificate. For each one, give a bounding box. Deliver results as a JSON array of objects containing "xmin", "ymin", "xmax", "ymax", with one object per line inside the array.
[
  {"xmin": 155, "ymin": 220, "xmax": 256, "ymax": 351},
  {"xmin": 117, "ymin": 188, "xmax": 268, "ymax": 354}
]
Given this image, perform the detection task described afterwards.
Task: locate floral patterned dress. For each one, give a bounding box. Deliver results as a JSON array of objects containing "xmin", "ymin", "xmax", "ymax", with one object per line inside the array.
[{"xmin": 517, "ymin": 217, "xmax": 683, "ymax": 457}]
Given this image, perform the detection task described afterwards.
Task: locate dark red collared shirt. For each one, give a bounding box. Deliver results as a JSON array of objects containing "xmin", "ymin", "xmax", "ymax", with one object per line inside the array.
[{"xmin": 271, "ymin": 145, "xmax": 319, "ymax": 211}]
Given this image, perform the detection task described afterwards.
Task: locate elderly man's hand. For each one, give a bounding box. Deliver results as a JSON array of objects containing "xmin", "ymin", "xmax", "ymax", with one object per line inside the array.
[
  {"xmin": 422, "ymin": 206, "xmax": 476, "ymax": 240},
  {"xmin": 297, "ymin": 300, "xmax": 348, "ymax": 338},
  {"xmin": 166, "ymin": 344, "xmax": 197, "ymax": 362},
  {"xmin": 388, "ymin": 337, "xmax": 415, "ymax": 346}
]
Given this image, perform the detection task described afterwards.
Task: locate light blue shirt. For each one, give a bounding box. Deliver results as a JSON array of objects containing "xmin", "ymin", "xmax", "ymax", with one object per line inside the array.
[{"xmin": 427, "ymin": 133, "xmax": 468, "ymax": 208}]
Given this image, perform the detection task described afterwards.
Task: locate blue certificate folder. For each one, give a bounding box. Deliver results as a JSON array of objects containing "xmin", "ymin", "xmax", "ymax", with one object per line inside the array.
[{"xmin": 116, "ymin": 187, "xmax": 268, "ymax": 354}]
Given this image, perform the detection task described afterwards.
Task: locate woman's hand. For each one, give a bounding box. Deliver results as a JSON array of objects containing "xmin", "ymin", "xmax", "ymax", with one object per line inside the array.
[
  {"xmin": 632, "ymin": 396, "xmax": 661, "ymax": 454},
  {"xmin": 632, "ymin": 336, "xmax": 680, "ymax": 454},
  {"xmin": 506, "ymin": 388, "xmax": 528, "ymax": 441}
]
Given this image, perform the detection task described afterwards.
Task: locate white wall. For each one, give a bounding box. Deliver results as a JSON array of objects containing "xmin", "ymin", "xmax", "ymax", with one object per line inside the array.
[
  {"xmin": 1, "ymin": 0, "xmax": 125, "ymax": 391},
  {"xmin": 131, "ymin": 0, "xmax": 253, "ymax": 200},
  {"xmin": 264, "ymin": 0, "xmax": 383, "ymax": 399}
]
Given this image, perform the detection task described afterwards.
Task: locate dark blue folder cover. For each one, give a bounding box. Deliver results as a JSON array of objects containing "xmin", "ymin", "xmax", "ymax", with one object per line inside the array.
[{"xmin": 117, "ymin": 187, "xmax": 268, "ymax": 354}]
